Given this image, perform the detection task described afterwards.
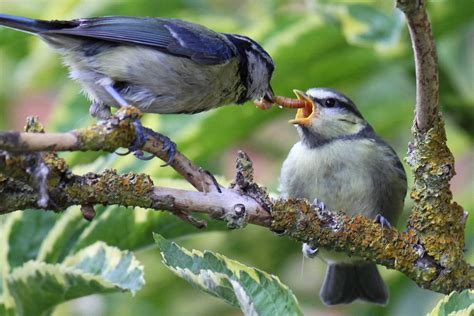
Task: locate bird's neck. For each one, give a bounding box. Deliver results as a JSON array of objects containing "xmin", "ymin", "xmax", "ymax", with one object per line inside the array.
[
  {"xmin": 224, "ymin": 34, "xmax": 270, "ymax": 103},
  {"xmin": 299, "ymin": 124, "xmax": 376, "ymax": 149}
]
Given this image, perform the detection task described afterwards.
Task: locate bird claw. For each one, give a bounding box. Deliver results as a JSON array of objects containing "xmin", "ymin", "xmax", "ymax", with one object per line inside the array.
[
  {"xmin": 100, "ymin": 81, "xmax": 176, "ymax": 165},
  {"xmin": 129, "ymin": 120, "xmax": 148, "ymax": 151},
  {"xmin": 115, "ymin": 149, "xmax": 132, "ymax": 156},
  {"xmin": 302, "ymin": 243, "xmax": 319, "ymax": 259},
  {"xmin": 114, "ymin": 119, "xmax": 177, "ymax": 166},
  {"xmin": 133, "ymin": 150, "xmax": 155, "ymax": 160},
  {"xmin": 374, "ymin": 214, "xmax": 392, "ymax": 229},
  {"xmin": 140, "ymin": 126, "xmax": 177, "ymax": 166}
]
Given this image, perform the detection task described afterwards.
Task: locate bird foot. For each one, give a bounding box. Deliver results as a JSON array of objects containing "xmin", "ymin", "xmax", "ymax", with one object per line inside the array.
[
  {"xmin": 129, "ymin": 120, "xmax": 177, "ymax": 166},
  {"xmin": 99, "ymin": 79, "xmax": 176, "ymax": 165},
  {"xmin": 374, "ymin": 214, "xmax": 392, "ymax": 230},
  {"xmin": 302, "ymin": 243, "xmax": 319, "ymax": 259},
  {"xmin": 113, "ymin": 118, "xmax": 177, "ymax": 165}
]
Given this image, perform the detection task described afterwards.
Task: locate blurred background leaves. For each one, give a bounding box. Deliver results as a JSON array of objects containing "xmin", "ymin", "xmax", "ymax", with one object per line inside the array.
[{"xmin": 0, "ymin": 0, "xmax": 472, "ymax": 315}]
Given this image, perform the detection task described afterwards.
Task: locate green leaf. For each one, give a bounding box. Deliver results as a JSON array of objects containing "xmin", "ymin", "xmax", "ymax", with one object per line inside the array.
[
  {"xmin": 427, "ymin": 290, "xmax": 474, "ymax": 316},
  {"xmin": 36, "ymin": 206, "xmax": 89, "ymax": 263},
  {"xmin": 438, "ymin": 24, "xmax": 474, "ymax": 102},
  {"xmin": 0, "ymin": 301, "xmax": 15, "ymax": 316},
  {"xmin": 35, "ymin": 157, "xmax": 124, "ymax": 264},
  {"xmin": 6, "ymin": 242, "xmax": 144, "ymax": 316},
  {"xmin": 2, "ymin": 211, "xmax": 60, "ymax": 271},
  {"xmin": 154, "ymin": 234, "xmax": 302, "ymax": 316},
  {"xmin": 335, "ymin": 4, "xmax": 404, "ymax": 50}
]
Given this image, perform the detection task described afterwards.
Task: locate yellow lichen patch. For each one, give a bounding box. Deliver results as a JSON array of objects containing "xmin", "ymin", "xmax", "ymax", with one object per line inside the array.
[
  {"xmin": 75, "ymin": 107, "xmax": 140, "ymax": 153},
  {"xmin": 405, "ymin": 114, "xmax": 471, "ymax": 291},
  {"xmin": 269, "ymin": 194, "xmax": 473, "ymax": 292},
  {"xmin": 85, "ymin": 124, "xmax": 134, "ymax": 152},
  {"xmin": 24, "ymin": 116, "xmax": 45, "ymax": 133}
]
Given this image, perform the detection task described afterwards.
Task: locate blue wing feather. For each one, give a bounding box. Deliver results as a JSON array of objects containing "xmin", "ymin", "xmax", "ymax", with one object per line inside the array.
[{"xmin": 42, "ymin": 16, "xmax": 235, "ymax": 65}]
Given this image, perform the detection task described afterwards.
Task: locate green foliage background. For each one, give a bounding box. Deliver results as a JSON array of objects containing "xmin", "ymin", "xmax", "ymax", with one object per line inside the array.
[{"xmin": 0, "ymin": 0, "xmax": 472, "ymax": 315}]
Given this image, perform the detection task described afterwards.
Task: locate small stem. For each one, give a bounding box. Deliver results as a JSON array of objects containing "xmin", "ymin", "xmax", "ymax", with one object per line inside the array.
[{"xmin": 397, "ymin": 0, "xmax": 439, "ymax": 131}]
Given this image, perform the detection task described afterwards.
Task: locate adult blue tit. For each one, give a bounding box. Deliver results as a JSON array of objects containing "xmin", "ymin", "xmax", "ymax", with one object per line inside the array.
[
  {"xmin": 0, "ymin": 14, "xmax": 275, "ymax": 119},
  {"xmin": 278, "ymin": 88, "xmax": 407, "ymax": 305}
]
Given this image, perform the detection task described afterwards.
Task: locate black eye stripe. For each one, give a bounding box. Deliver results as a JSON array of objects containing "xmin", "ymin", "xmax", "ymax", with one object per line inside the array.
[{"xmin": 313, "ymin": 97, "xmax": 363, "ymax": 118}]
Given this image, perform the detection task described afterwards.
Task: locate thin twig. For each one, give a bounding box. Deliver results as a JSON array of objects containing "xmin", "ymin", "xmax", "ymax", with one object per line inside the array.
[{"xmin": 397, "ymin": 0, "xmax": 439, "ymax": 131}]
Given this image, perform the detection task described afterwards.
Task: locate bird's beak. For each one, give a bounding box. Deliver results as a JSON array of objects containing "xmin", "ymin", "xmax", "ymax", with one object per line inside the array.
[
  {"xmin": 288, "ymin": 90, "xmax": 317, "ymax": 126},
  {"xmin": 254, "ymin": 86, "xmax": 275, "ymax": 110},
  {"xmin": 263, "ymin": 85, "xmax": 274, "ymax": 103}
]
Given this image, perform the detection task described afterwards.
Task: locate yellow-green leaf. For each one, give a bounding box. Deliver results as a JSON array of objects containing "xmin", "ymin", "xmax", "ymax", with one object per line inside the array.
[
  {"xmin": 6, "ymin": 242, "xmax": 144, "ymax": 316},
  {"xmin": 427, "ymin": 290, "xmax": 474, "ymax": 316},
  {"xmin": 154, "ymin": 234, "xmax": 302, "ymax": 316}
]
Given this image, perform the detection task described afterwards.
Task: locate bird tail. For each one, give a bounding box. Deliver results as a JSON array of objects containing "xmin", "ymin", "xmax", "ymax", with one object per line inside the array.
[
  {"xmin": 0, "ymin": 14, "xmax": 69, "ymax": 34},
  {"xmin": 320, "ymin": 262, "xmax": 388, "ymax": 305}
]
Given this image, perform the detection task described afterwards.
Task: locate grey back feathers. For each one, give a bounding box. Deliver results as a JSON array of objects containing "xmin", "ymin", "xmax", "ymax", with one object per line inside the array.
[
  {"xmin": 40, "ymin": 17, "xmax": 237, "ymax": 65},
  {"xmin": 0, "ymin": 14, "xmax": 275, "ymax": 117}
]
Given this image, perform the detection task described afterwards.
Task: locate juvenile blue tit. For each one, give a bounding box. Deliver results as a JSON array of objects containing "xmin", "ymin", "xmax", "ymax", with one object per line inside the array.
[
  {"xmin": 279, "ymin": 88, "xmax": 407, "ymax": 305},
  {"xmin": 0, "ymin": 14, "xmax": 275, "ymax": 119}
]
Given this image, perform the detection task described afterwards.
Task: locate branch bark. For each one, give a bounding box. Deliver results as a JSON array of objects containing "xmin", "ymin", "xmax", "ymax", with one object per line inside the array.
[
  {"xmin": 0, "ymin": 119, "xmax": 472, "ymax": 293},
  {"xmin": 397, "ymin": 0, "xmax": 439, "ymax": 131},
  {"xmin": 0, "ymin": 106, "xmax": 219, "ymax": 194},
  {"xmin": 0, "ymin": 163, "xmax": 271, "ymax": 226},
  {"xmin": 397, "ymin": 0, "xmax": 472, "ymax": 291},
  {"xmin": 0, "ymin": 0, "xmax": 471, "ymax": 297}
]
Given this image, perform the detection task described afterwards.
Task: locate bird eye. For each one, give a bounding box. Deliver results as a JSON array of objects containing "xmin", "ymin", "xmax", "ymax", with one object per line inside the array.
[{"xmin": 324, "ymin": 98, "xmax": 336, "ymax": 107}]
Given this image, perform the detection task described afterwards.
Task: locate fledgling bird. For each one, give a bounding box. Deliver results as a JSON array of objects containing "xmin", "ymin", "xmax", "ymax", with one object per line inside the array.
[
  {"xmin": 0, "ymin": 14, "xmax": 275, "ymax": 119},
  {"xmin": 278, "ymin": 88, "xmax": 407, "ymax": 305}
]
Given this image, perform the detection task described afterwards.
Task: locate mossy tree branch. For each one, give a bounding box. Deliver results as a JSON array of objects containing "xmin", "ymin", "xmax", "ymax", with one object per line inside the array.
[
  {"xmin": 0, "ymin": 113, "xmax": 471, "ymax": 293},
  {"xmin": 396, "ymin": 0, "xmax": 472, "ymax": 292},
  {"xmin": 0, "ymin": 107, "xmax": 220, "ymax": 194},
  {"xmin": 0, "ymin": 0, "xmax": 471, "ymax": 296}
]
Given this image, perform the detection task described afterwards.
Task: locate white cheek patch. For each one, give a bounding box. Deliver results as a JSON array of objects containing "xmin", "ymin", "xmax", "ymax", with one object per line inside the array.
[
  {"xmin": 320, "ymin": 107, "xmax": 355, "ymax": 122},
  {"xmin": 310, "ymin": 108, "xmax": 363, "ymax": 138},
  {"xmin": 245, "ymin": 51, "xmax": 268, "ymax": 99}
]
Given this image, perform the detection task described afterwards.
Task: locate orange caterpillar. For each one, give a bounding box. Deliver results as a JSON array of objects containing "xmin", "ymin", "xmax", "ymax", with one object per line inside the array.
[{"xmin": 254, "ymin": 95, "xmax": 307, "ymax": 110}]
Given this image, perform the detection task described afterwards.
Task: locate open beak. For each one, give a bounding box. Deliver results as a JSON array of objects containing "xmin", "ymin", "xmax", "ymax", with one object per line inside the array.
[{"xmin": 288, "ymin": 90, "xmax": 317, "ymax": 126}]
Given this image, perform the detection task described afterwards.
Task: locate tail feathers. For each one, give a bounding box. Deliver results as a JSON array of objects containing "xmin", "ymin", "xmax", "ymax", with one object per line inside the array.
[
  {"xmin": 320, "ymin": 263, "xmax": 388, "ymax": 305},
  {"xmin": 0, "ymin": 14, "xmax": 73, "ymax": 34}
]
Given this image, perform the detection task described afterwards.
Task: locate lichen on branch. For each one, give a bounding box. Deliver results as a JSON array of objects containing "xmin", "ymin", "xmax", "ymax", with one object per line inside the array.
[
  {"xmin": 271, "ymin": 198, "xmax": 472, "ymax": 293},
  {"xmin": 406, "ymin": 114, "xmax": 471, "ymax": 292},
  {"xmin": 0, "ymin": 0, "xmax": 472, "ymax": 297}
]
